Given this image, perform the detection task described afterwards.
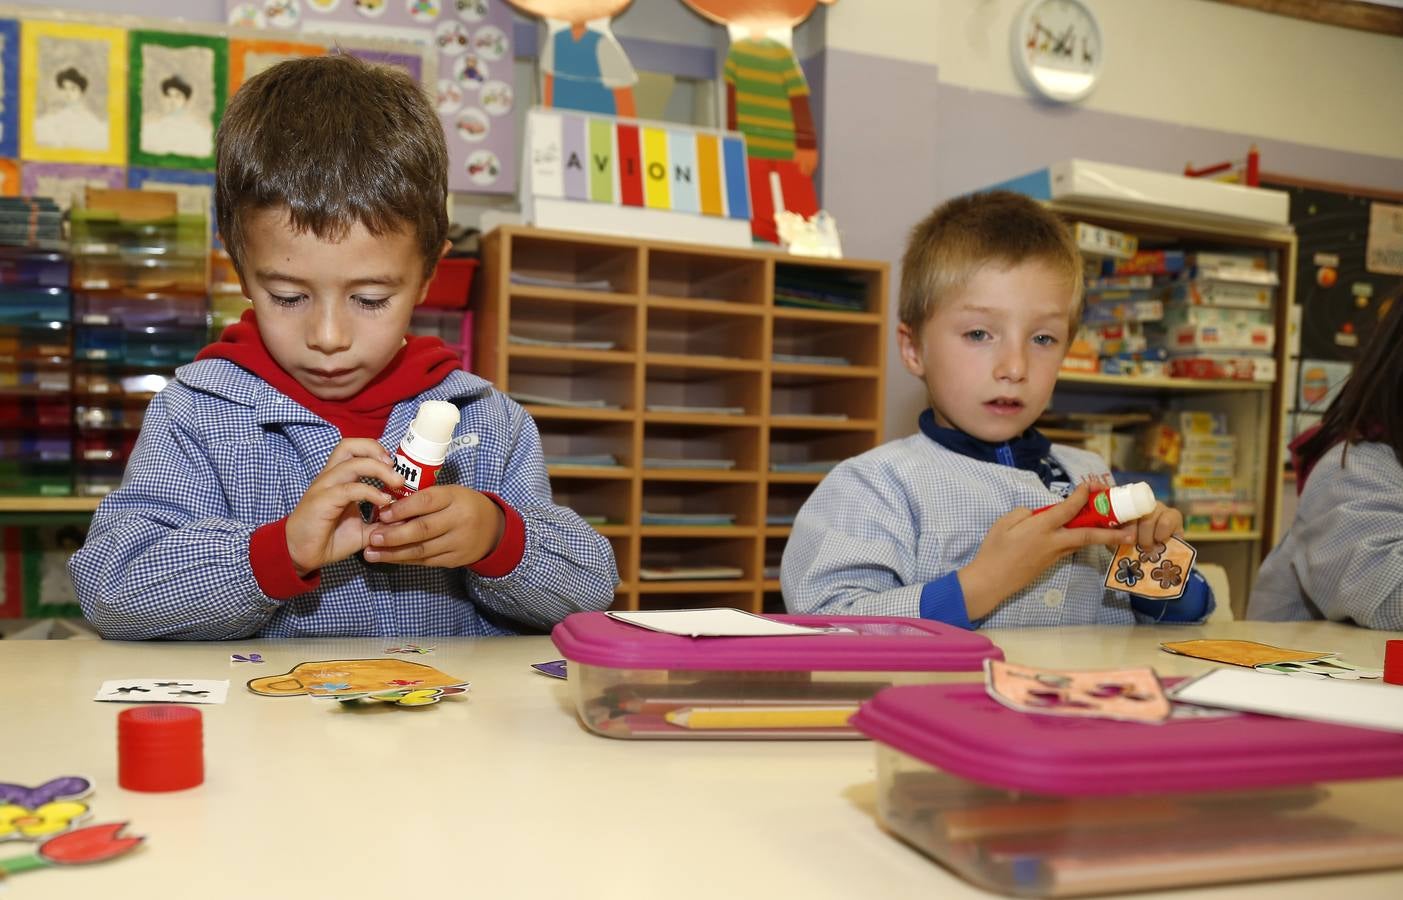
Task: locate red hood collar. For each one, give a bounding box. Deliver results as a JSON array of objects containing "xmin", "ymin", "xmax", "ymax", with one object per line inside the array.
[{"xmin": 196, "ymin": 309, "xmax": 462, "ymax": 439}]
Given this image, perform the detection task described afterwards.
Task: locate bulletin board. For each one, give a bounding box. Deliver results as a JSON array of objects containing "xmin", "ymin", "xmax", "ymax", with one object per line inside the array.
[{"xmin": 1260, "ymin": 174, "xmax": 1403, "ymax": 363}]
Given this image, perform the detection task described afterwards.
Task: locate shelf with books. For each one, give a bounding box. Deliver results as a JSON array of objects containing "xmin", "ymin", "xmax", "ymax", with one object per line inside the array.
[
  {"xmin": 1058, "ymin": 371, "xmax": 1273, "ymax": 393},
  {"xmin": 479, "ymin": 225, "xmax": 888, "ymax": 613}
]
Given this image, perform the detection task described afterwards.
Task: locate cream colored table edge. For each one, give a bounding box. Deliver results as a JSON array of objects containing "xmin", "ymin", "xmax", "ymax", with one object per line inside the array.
[{"xmin": 1, "ymin": 621, "xmax": 1400, "ymax": 899}]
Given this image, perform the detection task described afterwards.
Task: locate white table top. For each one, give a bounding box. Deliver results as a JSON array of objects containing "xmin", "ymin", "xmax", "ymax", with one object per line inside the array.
[{"xmin": 2, "ymin": 620, "xmax": 1401, "ymax": 899}]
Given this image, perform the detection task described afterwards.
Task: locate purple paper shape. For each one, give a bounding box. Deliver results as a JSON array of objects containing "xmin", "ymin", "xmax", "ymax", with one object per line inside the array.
[{"xmin": 0, "ymin": 776, "xmax": 92, "ymax": 808}]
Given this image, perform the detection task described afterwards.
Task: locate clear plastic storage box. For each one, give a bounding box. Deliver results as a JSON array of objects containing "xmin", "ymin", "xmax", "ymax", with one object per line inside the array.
[
  {"xmin": 850, "ymin": 681, "xmax": 1403, "ymax": 897},
  {"xmin": 550, "ymin": 612, "xmax": 1003, "ymax": 739}
]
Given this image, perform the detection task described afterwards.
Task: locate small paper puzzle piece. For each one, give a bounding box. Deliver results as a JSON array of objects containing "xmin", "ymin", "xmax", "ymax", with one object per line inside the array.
[
  {"xmin": 359, "ymin": 686, "xmax": 470, "ymax": 707},
  {"xmin": 247, "ymin": 659, "xmax": 468, "ymax": 704},
  {"xmin": 531, "ymin": 660, "xmax": 568, "ymax": 679},
  {"xmin": 0, "ymin": 777, "xmax": 95, "ymax": 844},
  {"xmin": 1255, "ymin": 658, "xmax": 1384, "ymax": 680},
  {"xmin": 231, "ymin": 652, "xmax": 264, "ymax": 664},
  {"xmin": 95, "ymin": 679, "xmax": 229, "ymax": 704},
  {"xmin": 985, "ymin": 659, "xmax": 1171, "ymax": 724},
  {"xmin": 1105, "ymin": 536, "xmax": 1198, "ymax": 600},
  {"xmin": 0, "ymin": 821, "xmax": 144, "ymax": 879},
  {"xmin": 1160, "ymin": 639, "xmax": 1333, "ymax": 668},
  {"xmin": 385, "ymin": 644, "xmax": 435, "ymax": 655}
]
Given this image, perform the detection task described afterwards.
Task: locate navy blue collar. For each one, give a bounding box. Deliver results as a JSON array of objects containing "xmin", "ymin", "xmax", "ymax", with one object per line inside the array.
[{"xmin": 918, "ymin": 408, "xmax": 1069, "ymax": 489}]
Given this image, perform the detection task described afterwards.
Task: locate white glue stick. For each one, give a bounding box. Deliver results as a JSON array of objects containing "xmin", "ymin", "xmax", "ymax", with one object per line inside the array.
[{"xmin": 389, "ymin": 400, "xmax": 460, "ymax": 499}]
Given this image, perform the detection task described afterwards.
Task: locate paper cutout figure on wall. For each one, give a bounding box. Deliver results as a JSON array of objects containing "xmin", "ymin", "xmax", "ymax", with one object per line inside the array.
[
  {"xmin": 680, "ymin": 0, "xmax": 834, "ymax": 243},
  {"xmin": 506, "ymin": 0, "xmax": 638, "ymax": 117}
]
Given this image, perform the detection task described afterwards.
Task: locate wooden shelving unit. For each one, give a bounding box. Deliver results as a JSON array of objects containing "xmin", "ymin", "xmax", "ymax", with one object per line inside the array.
[
  {"xmin": 1048, "ymin": 201, "xmax": 1296, "ymax": 616},
  {"xmin": 478, "ymin": 226, "xmax": 888, "ymax": 614}
]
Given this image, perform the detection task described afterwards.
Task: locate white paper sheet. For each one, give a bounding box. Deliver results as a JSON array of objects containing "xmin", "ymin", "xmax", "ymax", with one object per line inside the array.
[{"xmin": 1170, "ymin": 667, "xmax": 1403, "ymax": 733}]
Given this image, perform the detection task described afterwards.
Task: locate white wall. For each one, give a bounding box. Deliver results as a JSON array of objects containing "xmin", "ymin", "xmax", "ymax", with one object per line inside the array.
[{"xmin": 825, "ymin": 0, "xmax": 1403, "ymax": 162}]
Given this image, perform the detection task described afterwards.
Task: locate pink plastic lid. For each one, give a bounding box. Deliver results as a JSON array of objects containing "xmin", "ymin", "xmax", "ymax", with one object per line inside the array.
[
  {"xmin": 850, "ymin": 682, "xmax": 1403, "ymax": 796},
  {"xmin": 551, "ymin": 612, "xmax": 1003, "ymax": 672}
]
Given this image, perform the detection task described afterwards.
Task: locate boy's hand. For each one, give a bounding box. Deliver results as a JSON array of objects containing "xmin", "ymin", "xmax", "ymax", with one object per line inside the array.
[
  {"xmin": 1135, "ymin": 502, "xmax": 1185, "ymax": 552},
  {"xmin": 957, "ymin": 483, "xmax": 1136, "ymax": 620},
  {"xmin": 285, "ymin": 439, "xmax": 403, "ymax": 577},
  {"xmin": 363, "ymin": 485, "xmax": 506, "ymax": 569}
]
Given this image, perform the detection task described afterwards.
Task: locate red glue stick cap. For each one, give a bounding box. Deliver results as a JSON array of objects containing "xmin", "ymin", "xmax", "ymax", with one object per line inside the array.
[
  {"xmin": 118, "ymin": 705, "xmax": 204, "ymax": 792},
  {"xmin": 1385, "ymin": 641, "xmax": 1403, "ymax": 687}
]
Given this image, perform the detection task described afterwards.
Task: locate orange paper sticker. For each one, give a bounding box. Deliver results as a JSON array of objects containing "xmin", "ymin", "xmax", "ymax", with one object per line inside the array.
[{"xmin": 1106, "ymin": 535, "xmax": 1198, "ymax": 600}]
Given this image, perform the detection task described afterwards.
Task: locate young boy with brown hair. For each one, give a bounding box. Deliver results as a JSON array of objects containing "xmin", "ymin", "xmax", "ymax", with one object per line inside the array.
[
  {"xmin": 782, "ymin": 191, "xmax": 1213, "ymax": 628},
  {"xmin": 70, "ymin": 54, "xmax": 618, "ymax": 639}
]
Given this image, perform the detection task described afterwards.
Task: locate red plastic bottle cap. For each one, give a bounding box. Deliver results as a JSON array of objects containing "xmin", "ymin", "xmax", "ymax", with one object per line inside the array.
[
  {"xmin": 1385, "ymin": 640, "xmax": 1403, "ymax": 687},
  {"xmin": 117, "ymin": 705, "xmax": 204, "ymax": 792}
]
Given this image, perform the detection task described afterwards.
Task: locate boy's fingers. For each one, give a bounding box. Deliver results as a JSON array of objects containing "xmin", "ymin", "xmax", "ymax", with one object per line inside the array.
[
  {"xmin": 319, "ymin": 483, "xmax": 392, "ymax": 515},
  {"xmin": 1061, "ymin": 525, "xmax": 1135, "ymax": 550},
  {"xmin": 364, "ymin": 532, "xmax": 455, "ymax": 562},
  {"xmin": 327, "ymin": 439, "xmax": 394, "ymax": 466},
  {"xmin": 317, "ymin": 457, "xmax": 404, "ymax": 489},
  {"xmin": 1040, "ymin": 483, "xmax": 1091, "ymax": 528}
]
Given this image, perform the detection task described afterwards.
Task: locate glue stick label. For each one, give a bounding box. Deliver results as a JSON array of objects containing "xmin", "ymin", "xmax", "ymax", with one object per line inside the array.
[
  {"xmin": 1092, "ymin": 492, "xmax": 1111, "ymax": 516},
  {"xmin": 390, "ymin": 449, "xmax": 441, "ymax": 496}
]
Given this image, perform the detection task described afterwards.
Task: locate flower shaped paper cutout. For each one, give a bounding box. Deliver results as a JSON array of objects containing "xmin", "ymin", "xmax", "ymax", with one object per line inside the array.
[
  {"xmin": 0, "ymin": 801, "xmax": 90, "ymax": 841},
  {"xmin": 1151, "ymin": 560, "xmax": 1184, "ymax": 589},
  {"xmin": 1113, "ymin": 558, "xmax": 1143, "ymax": 588}
]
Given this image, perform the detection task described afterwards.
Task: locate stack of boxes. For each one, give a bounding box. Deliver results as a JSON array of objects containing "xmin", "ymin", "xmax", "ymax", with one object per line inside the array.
[
  {"xmin": 0, "ymin": 199, "xmax": 71, "ymax": 497},
  {"xmin": 1065, "ymin": 247, "xmax": 1278, "ymax": 383},
  {"xmin": 69, "ymin": 201, "xmax": 210, "ymax": 496},
  {"xmin": 1139, "ymin": 411, "xmax": 1255, "ymax": 534}
]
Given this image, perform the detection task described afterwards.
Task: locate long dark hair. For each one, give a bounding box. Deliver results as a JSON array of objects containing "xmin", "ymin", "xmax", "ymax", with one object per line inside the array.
[{"xmin": 1296, "ymin": 286, "xmax": 1403, "ymax": 480}]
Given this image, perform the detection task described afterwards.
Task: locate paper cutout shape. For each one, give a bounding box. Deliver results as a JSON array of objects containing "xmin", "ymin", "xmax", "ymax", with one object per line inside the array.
[
  {"xmin": 1170, "ymin": 667, "xmax": 1403, "ymax": 734},
  {"xmin": 248, "ymin": 658, "xmax": 468, "ymax": 706},
  {"xmin": 0, "ymin": 777, "xmax": 94, "ymax": 844},
  {"xmin": 607, "ymin": 608, "xmax": 847, "ymax": 638},
  {"xmin": 1106, "ymin": 536, "xmax": 1198, "ymax": 600},
  {"xmin": 985, "ymin": 659, "xmax": 1171, "ymax": 724},
  {"xmin": 231, "ymin": 652, "xmax": 264, "ymax": 664},
  {"xmin": 385, "ymin": 643, "xmax": 435, "ymax": 655},
  {"xmin": 20, "ymin": 20, "xmax": 128, "ymax": 166},
  {"xmin": 505, "ymin": 1, "xmax": 638, "ymax": 117},
  {"xmin": 531, "ymin": 660, "xmax": 568, "ymax": 679},
  {"xmin": 0, "ymin": 821, "xmax": 144, "ymax": 879},
  {"xmin": 94, "ymin": 679, "xmax": 230, "ymax": 704},
  {"xmin": 1255, "ymin": 658, "xmax": 1384, "ymax": 680},
  {"xmin": 679, "ymin": 0, "xmax": 837, "ymax": 243},
  {"xmin": 1161, "ymin": 639, "xmax": 1333, "ymax": 668}
]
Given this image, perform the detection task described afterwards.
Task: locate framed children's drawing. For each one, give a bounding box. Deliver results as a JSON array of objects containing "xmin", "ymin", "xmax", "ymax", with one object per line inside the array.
[
  {"xmin": 20, "ymin": 20, "xmax": 127, "ymax": 166},
  {"xmin": 228, "ymin": 38, "xmax": 324, "ymax": 92},
  {"xmin": 128, "ymin": 31, "xmax": 227, "ymax": 171},
  {"xmin": 0, "ymin": 20, "xmax": 18, "ymax": 158}
]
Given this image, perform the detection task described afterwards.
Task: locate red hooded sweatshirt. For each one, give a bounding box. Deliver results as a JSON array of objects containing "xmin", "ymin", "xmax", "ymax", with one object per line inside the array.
[{"xmin": 197, "ymin": 310, "xmax": 524, "ymax": 599}]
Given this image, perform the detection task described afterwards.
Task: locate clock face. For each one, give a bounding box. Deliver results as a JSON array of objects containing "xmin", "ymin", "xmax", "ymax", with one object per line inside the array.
[{"xmin": 1014, "ymin": 0, "xmax": 1103, "ymax": 103}]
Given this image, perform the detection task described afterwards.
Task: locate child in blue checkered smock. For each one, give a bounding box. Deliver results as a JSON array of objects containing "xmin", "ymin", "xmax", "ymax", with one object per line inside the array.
[
  {"xmin": 1249, "ymin": 289, "xmax": 1403, "ymax": 629},
  {"xmin": 782, "ymin": 192, "xmax": 1213, "ymax": 629},
  {"xmin": 68, "ymin": 56, "xmax": 617, "ymax": 640}
]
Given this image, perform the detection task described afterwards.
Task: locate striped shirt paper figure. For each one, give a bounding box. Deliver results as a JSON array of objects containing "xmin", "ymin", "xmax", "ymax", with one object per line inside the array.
[
  {"xmin": 724, "ymin": 38, "xmax": 812, "ymax": 160},
  {"xmin": 525, "ymin": 108, "xmax": 751, "ymax": 222}
]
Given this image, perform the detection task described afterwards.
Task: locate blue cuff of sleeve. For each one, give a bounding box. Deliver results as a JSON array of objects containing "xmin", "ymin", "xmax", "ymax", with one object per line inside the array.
[
  {"xmin": 1132, "ymin": 569, "xmax": 1213, "ymax": 623},
  {"xmin": 919, "ymin": 572, "xmax": 973, "ymax": 630}
]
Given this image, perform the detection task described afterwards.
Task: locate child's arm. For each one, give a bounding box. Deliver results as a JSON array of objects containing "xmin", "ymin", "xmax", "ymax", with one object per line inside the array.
[
  {"xmin": 365, "ymin": 396, "xmax": 617, "ymax": 629},
  {"xmin": 68, "ymin": 392, "xmax": 307, "ymax": 640}
]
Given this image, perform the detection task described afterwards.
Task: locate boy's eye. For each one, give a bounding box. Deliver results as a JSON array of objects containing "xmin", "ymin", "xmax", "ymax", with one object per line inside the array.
[
  {"xmin": 963, "ymin": 329, "xmax": 990, "ymax": 342},
  {"xmin": 354, "ymin": 295, "xmax": 391, "ymax": 310},
  {"xmin": 270, "ymin": 292, "xmax": 304, "ymax": 306},
  {"xmin": 1033, "ymin": 333, "xmax": 1060, "ymax": 346}
]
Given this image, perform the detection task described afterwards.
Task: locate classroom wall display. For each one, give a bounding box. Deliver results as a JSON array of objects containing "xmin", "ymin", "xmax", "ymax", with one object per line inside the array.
[
  {"xmin": 503, "ymin": 0, "xmax": 637, "ymax": 118},
  {"xmin": 0, "ymin": 525, "xmax": 86, "ymax": 620},
  {"xmin": 20, "ymin": 161, "xmax": 124, "ymax": 212},
  {"xmin": 228, "ymin": 36, "xmax": 325, "ymax": 91},
  {"xmin": 521, "ymin": 106, "xmax": 752, "ymax": 248},
  {"xmin": 678, "ymin": 0, "xmax": 835, "ymax": 244},
  {"xmin": 128, "ymin": 31, "xmax": 227, "ymax": 171},
  {"xmin": 344, "ymin": 46, "xmax": 424, "ymax": 81},
  {"xmin": 0, "ymin": 20, "xmax": 18, "ymax": 158},
  {"xmin": 0, "ymin": 158, "xmax": 17, "ymax": 195},
  {"xmin": 128, "ymin": 166, "xmax": 218, "ymax": 248},
  {"xmin": 225, "ymin": 0, "xmax": 516, "ymax": 195},
  {"xmin": 19, "ymin": 20, "xmax": 127, "ymax": 166}
]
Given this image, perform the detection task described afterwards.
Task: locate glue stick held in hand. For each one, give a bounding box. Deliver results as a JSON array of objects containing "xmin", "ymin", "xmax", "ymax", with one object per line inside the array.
[
  {"xmin": 389, "ymin": 400, "xmax": 459, "ymax": 499},
  {"xmin": 1034, "ymin": 482, "xmax": 1156, "ymax": 529}
]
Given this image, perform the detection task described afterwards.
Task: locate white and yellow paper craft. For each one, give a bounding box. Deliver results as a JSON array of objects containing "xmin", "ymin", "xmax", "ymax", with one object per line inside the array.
[
  {"xmin": 0, "ymin": 777, "xmax": 144, "ymax": 880},
  {"xmin": 247, "ymin": 659, "xmax": 469, "ymax": 707}
]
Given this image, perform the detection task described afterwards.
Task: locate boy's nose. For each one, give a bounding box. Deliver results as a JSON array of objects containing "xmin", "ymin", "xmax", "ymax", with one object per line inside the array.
[
  {"xmin": 994, "ymin": 345, "xmax": 1028, "ymax": 382},
  {"xmin": 308, "ymin": 304, "xmax": 352, "ymax": 354}
]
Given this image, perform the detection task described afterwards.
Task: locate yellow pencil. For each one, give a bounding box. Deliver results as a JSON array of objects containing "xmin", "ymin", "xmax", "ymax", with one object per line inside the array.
[{"xmin": 663, "ymin": 705, "xmax": 860, "ymax": 730}]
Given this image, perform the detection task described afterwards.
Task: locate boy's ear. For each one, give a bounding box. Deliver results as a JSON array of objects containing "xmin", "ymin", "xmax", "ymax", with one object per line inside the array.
[
  {"xmin": 413, "ymin": 241, "xmax": 454, "ymax": 308},
  {"xmin": 896, "ymin": 322, "xmax": 926, "ymax": 378}
]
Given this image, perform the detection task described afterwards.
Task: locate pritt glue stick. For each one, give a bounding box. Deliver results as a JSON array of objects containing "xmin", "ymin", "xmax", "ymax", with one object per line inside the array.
[
  {"xmin": 1035, "ymin": 482, "xmax": 1156, "ymax": 528},
  {"xmin": 389, "ymin": 400, "xmax": 460, "ymax": 499}
]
